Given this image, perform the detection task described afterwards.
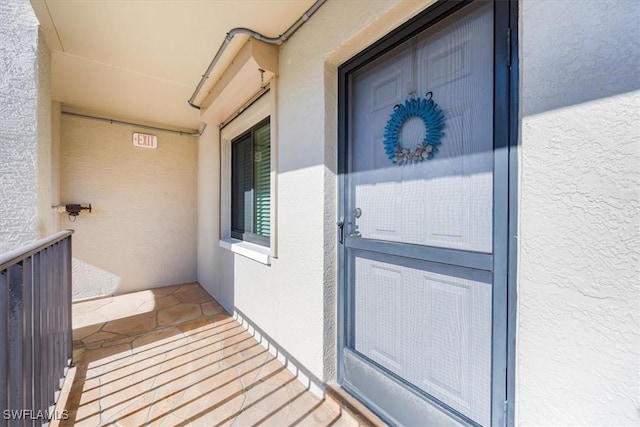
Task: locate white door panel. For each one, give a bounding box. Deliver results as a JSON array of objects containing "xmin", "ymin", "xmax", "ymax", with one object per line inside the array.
[
  {"xmin": 351, "ymin": 2, "xmax": 493, "ymax": 253},
  {"xmin": 353, "ymin": 255, "xmax": 492, "ymax": 426},
  {"xmin": 343, "ymin": 2, "xmax": 503, "ymax": 426},
  {"xmin": 354, "ymin": 262, "xmax": 403, "ymax": 372}
]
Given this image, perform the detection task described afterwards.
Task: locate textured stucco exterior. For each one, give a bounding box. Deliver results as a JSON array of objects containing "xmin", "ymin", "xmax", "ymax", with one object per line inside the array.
[
  {"xmin": 37, "ymin": 29, "xmax": 53, "ymax": 239},
  {"xmin": 0, "ymin": 0, "xmax": 52, "ymax": 253},
  {"xmin": 518, "ymin": 0, "xmax": 640, "ymax": 424},
  {"xmin": 196, "ymin": 0, "xmax": 640, "ymax": 423},
  {"xmin": 197, "ymin": 0, "xmax": 433, "ymax": 391},
  {"xmin": 51, "ymin": 101, "xmax": 62, "ymax": 232},
  {"xmin": 1, "ymin": 0, "xmax": 636, "ymax": 424},
  {"xmin": 197, "ymin": 125, "xmax": 224, "ymax": 305},
  {"xmin": 61, "ymin": 115, "xmax": 198, "ymax": 299}
]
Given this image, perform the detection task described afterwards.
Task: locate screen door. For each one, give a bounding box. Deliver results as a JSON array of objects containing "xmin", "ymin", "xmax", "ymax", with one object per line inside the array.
[{"xmin": 338, "ymin": 2, "xmax": 512, "ymax": 426}]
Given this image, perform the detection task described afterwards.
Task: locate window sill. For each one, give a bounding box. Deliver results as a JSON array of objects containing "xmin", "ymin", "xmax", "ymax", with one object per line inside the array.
[{"xmin": 219, "ymin": 238, "xmax": 271, "ymax": 265}]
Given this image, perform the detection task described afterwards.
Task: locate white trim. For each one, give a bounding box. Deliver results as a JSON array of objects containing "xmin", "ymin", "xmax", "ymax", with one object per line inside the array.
[
  {"xmin": 219, "ymin": 238, "xmax": 271, "ymax": 265},
  {"xmin": 269, "ymin": 78, "xmax": 278, "ymax": 257}
]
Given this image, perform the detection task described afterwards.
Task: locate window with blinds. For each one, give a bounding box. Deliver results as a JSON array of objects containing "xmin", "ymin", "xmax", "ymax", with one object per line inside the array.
[{"xmin": 231, "ymin": 118, "xmax": 270, "ymax": 246}]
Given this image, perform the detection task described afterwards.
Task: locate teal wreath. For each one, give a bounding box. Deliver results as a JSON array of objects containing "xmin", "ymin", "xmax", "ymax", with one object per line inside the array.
[{"xmin": 383, "ymin": 92, "xmax": 445, "ymax": 165}]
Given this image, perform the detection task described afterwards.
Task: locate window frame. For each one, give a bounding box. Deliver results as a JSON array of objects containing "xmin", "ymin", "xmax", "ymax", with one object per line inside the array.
[{"xmin": 230, "ymin": 117, "xmax": 271, "ymax": 247}]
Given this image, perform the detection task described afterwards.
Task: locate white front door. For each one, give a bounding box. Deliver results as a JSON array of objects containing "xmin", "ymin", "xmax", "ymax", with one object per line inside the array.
[{"xmin": 338, "ymin": 2, "xmax": 513, "ymax": 425}]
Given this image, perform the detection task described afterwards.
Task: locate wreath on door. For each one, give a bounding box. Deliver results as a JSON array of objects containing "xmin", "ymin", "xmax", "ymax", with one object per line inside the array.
[{"xmin": 383, "ymin": 92, "xmax": 445, "ymax": 165}]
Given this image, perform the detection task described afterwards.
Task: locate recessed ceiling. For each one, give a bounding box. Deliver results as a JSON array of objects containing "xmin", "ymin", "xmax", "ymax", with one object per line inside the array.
[{"xmin": 31, "ymin": 0, "xmax": 315, "ymax": 130}]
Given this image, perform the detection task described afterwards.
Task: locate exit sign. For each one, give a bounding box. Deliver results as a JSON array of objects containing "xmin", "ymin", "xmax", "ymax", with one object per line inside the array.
[{"xmin": 133, "ymin": 132, "xmax": 157, "ymax": 149}]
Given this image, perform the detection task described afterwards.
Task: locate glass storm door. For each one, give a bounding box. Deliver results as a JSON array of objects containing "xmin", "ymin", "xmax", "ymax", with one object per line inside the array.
[{"xmin": 338, "ymin": 2, "xmax": 513, "ymax": 426}]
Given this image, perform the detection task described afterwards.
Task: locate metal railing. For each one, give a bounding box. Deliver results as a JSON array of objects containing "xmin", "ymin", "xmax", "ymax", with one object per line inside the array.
[{"xmin": 0, "ymin": 230, "xmax": 73, "ymax": 426}]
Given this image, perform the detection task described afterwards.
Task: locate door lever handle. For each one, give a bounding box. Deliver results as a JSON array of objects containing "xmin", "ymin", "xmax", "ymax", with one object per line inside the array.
[
  {"xmin": 337, "ymin": 218, "xmax": 345, "ymax": 245},
  {"xmin": 349, "ymin": 231, "xmax": 361, "ymax": 238}
]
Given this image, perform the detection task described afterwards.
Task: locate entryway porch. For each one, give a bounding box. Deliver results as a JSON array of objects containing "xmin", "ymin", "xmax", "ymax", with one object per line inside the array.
[{"xmin": 53, "ymin": 283, "xmax": 358, "ymax": 427}]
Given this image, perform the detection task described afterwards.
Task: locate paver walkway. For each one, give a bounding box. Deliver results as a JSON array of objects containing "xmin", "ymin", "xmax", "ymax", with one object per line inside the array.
[{"xmin": 53, "ymin": 283, "xmax": 355, "ymax": 427}]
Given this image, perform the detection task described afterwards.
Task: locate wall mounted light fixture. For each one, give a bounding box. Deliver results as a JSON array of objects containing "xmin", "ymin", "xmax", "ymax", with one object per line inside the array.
[{"xmin": 52, "ymin": 204, "xmax": 92, "ymax": 222}]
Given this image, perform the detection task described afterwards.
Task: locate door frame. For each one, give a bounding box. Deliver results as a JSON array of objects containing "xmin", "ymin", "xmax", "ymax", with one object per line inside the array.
[{"xmin": 336, "ymin": 1, "xmax": 518, "ymax": 425}]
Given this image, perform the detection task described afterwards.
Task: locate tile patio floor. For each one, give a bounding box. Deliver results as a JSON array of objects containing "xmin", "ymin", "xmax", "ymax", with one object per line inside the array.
[{"xmin": 53, "ymin": 283, "xmax": 357, "ymax": 427}]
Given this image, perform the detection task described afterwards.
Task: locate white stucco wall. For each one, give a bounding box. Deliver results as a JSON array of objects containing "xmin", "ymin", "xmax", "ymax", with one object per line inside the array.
[
  {"xmin": 51, "ymin": 101, "xmax": 62, "ymax": 233},
  {"xmin": 61, "ymin": 115, "xmax": 198, "ymax": 299},
  {"xmin": 0, "ymin": 0, "xmax": 52, "ymax": 253},
  {"xmin": 198, "ymin": 0, "xmax": 433, "ymax": 390},
  {"xmin": 197, "ymin": 125, "xmax": 225, "ymax": 307},
  {"xmin": 37, "ymin": 29, "xmax": 53, "ymax": 239},
  {"xmin": 197, "ymin": 0, "xmax": 639, "ymax": 423},
  {"xmin": 518, "ymin": 0, "xmax": 640, "ymax": 425}
]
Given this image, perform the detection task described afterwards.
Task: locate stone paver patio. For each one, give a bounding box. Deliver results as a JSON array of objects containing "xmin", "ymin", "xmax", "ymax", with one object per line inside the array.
[{"xmin": 53, "ymin": 283, "xmax": 356, "ymax": 427}]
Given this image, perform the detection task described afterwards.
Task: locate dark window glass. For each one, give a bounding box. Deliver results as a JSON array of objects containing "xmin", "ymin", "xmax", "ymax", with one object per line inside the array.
[{"xmin": 231, "ymin": 119, "xmax": 270, "ymax": 246}]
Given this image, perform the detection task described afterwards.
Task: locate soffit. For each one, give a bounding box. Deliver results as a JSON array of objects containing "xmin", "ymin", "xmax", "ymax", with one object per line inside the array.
[{"xmin": 31, "ymin": 0, "xmax": 315, "ymax": 130}]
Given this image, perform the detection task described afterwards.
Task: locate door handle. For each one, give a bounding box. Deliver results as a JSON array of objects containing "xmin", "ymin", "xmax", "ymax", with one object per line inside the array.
[
  {"xmin": 349, "ymin": 231, "xmax": 361, "ymax": 238},
  {"xmin": 337, "ymin": 218, "xmax": 345, "ymax": 245}
]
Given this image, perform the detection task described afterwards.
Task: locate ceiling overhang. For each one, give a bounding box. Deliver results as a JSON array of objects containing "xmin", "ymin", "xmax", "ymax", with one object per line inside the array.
[
  {"xmin": 30, "ymin": 0, "xmax": 315, "ymax": 130},
  {"xmin": 200, "ymin": 38, "xmax": 278, "ymax": 127}
]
